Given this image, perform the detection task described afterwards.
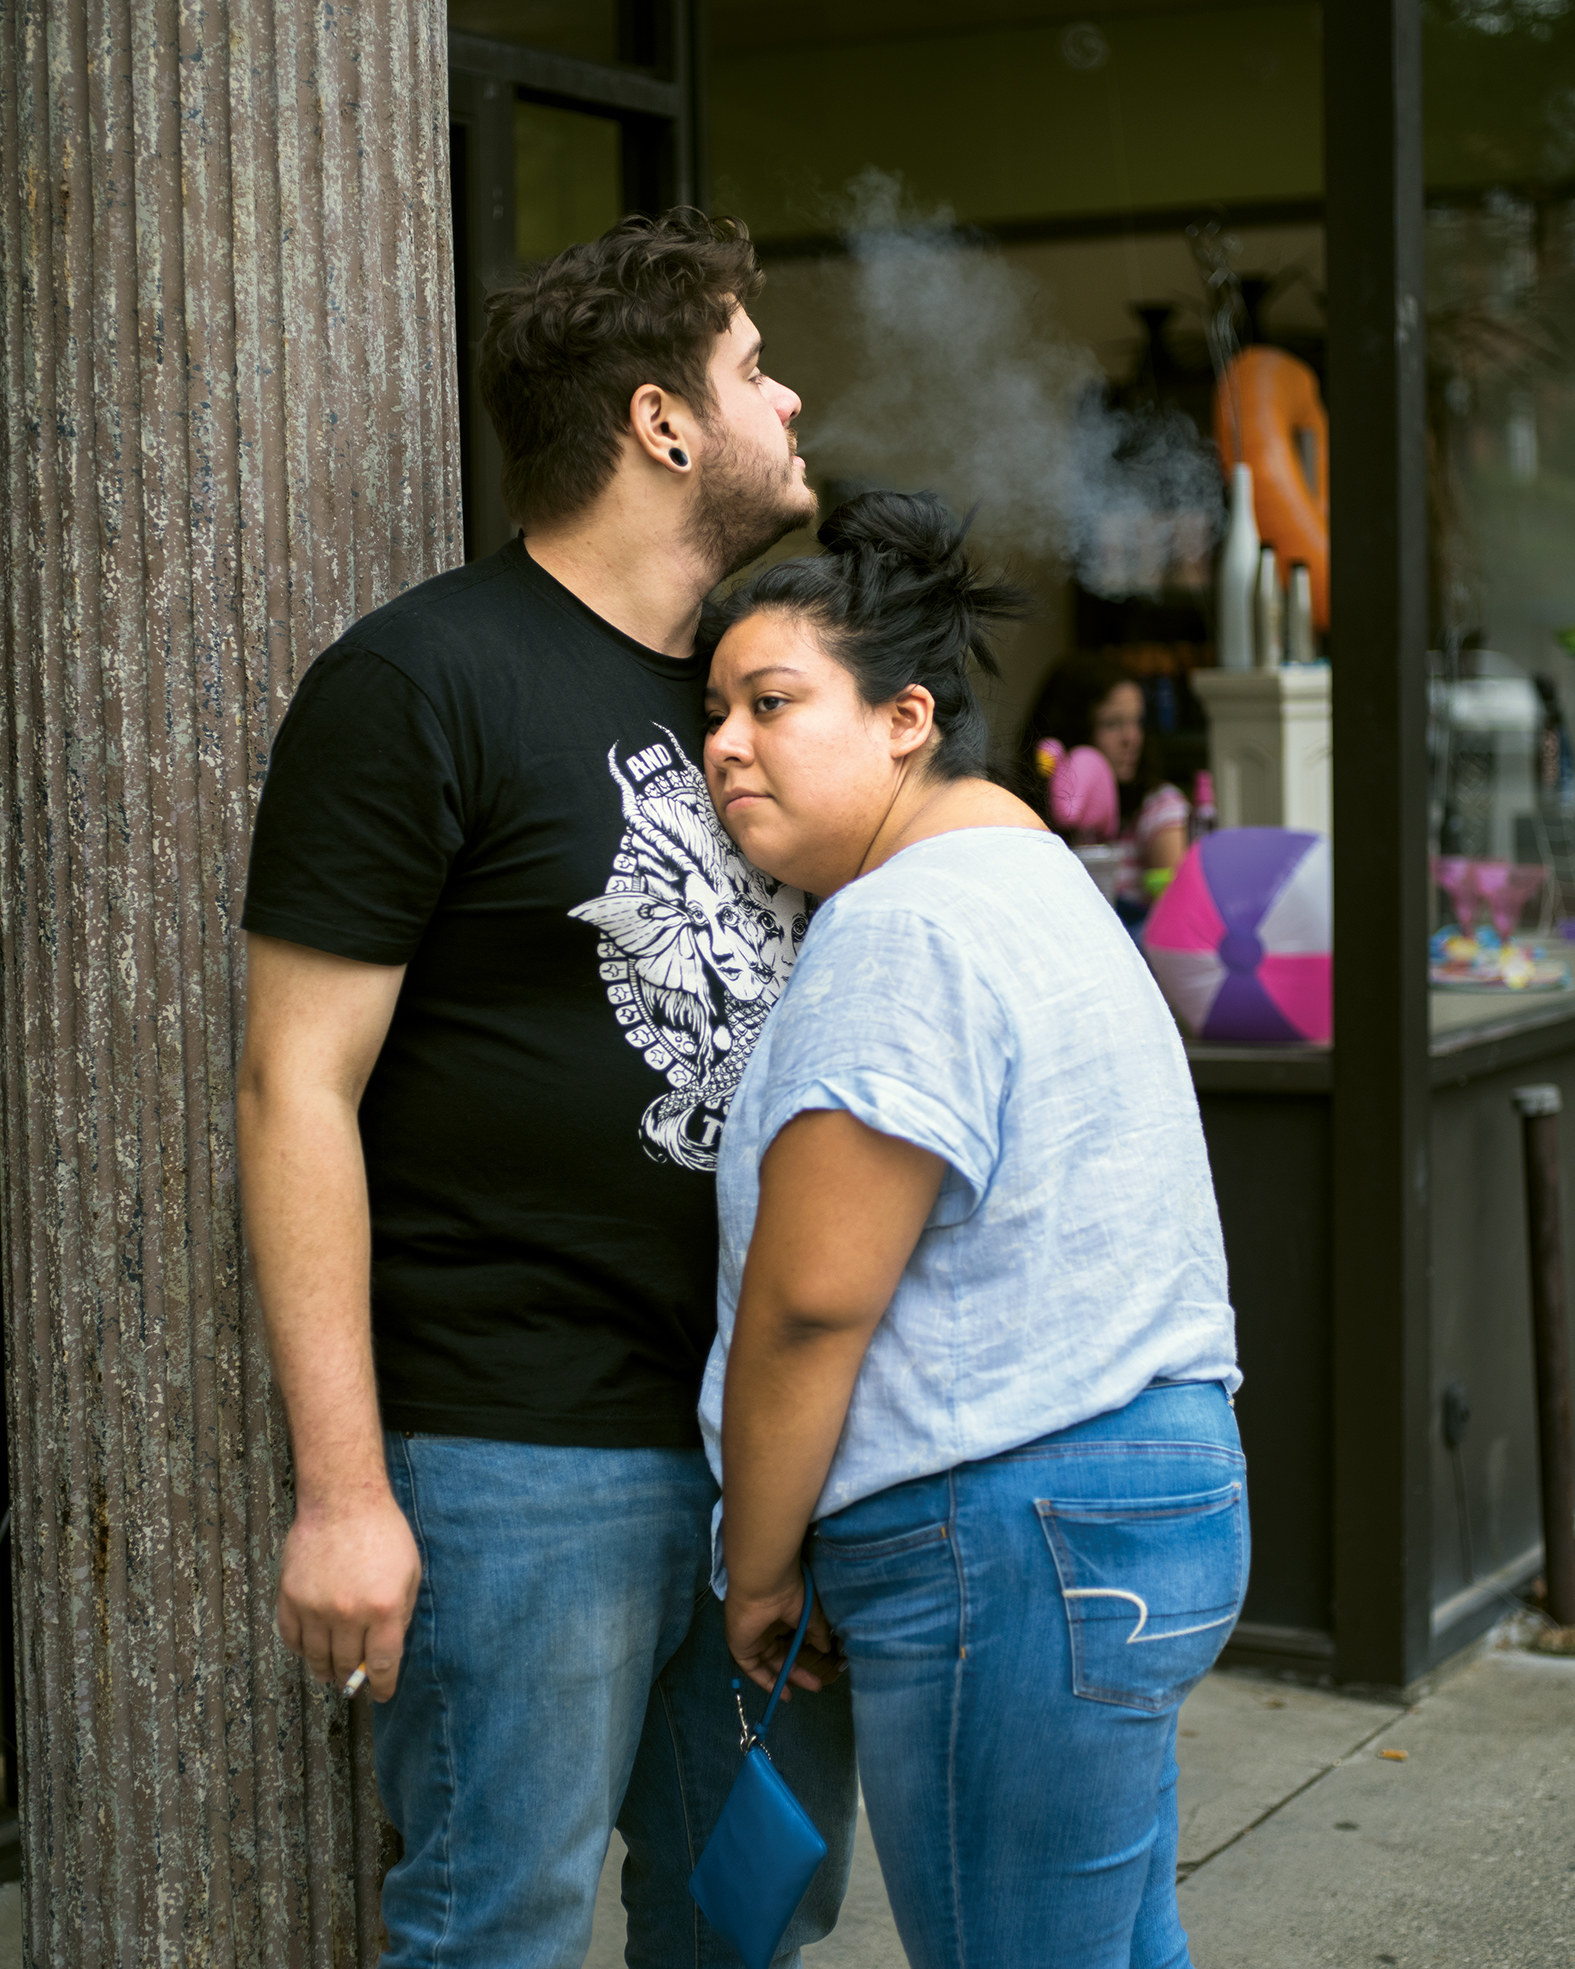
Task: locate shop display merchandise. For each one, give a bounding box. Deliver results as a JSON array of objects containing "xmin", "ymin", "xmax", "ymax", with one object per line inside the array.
[
  {"xmin": 1213, "ymin": 345, "xmax": 1330, "ymax": 632},
  {"xmin": 1428, "ymin": 924, "xmax": 1570, "ymax": 994},
  {"xmin": 1217, "ymin": 464, "xmax": 1259, "ymax": 671},
  {"xmin": 1429, "ymin": 856, "xmax": 1569, "ymax": 992},
  {"xmin": 1432, "ymin": 855, "xmax": 1545, "ymax": 939},
  {"xmin": 1143, "ymin": 828, "xmax": 1331, "ymax": 1044}
]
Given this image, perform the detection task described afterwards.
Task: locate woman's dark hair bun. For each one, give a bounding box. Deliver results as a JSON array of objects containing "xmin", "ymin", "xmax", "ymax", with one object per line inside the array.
[
  {"xmin": 817, "ymin": 492, "xmax": 986, "ymax": 641},
  {"xmin": 719, "ymin": 490, "xmax": 1028, "ymax": 782},
  {"xmin": 818, "ymin": 487, "xmax": 954, "ymax": 565}
]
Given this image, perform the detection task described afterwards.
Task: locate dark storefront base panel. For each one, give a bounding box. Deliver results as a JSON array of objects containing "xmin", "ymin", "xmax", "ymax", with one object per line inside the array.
[
  {"xmin": 1196, "ymin": 1087, "xmax": 1335, "ymax": 1671},
  {"xmin": 1427, "ymin": 1037, "xmax": 1575, "ymax": 1659},
  {"xmin": 1191, "ymin": 1024, "xmax": 1575, "ymax": 1688}
]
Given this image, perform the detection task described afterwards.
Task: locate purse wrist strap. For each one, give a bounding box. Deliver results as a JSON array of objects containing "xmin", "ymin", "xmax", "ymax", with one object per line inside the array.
[{"xmin": 755, "ymin": 1564, "xmax": 815, "ymax": 1744}]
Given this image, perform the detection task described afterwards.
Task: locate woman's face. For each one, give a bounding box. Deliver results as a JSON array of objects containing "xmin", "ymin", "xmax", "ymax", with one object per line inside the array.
[
  {"xmin": 704, "ymin": 610, "xmax": 932, "ymax": 897},
  {"xmin": 1091, "ymin": 682, "xmax": 1145, "ymax": 784}
]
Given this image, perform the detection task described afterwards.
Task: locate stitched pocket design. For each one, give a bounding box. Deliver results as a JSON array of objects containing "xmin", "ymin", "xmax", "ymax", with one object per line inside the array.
[{"xmin": 1036, "ymin": 1481, "xmax": 1245, "ymax": 1714}]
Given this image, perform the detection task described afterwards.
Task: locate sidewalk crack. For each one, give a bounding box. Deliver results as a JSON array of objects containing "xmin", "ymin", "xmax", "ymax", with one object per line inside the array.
[{"xmin": 1176, "ymin": 1710, "xmax": 1407, "ymax": 1884}]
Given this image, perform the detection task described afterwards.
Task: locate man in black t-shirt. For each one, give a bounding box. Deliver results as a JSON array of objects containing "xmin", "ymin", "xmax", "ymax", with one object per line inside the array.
[{"xmin": 238, "ymin": 213, "xmax": 855, "ymax": 1965}]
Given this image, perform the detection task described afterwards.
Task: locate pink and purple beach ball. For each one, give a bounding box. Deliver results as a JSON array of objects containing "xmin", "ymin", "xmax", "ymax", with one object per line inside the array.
[{"xmin": 1143, "ymin": 829, "xmax": 1332, "ymax": 1045}]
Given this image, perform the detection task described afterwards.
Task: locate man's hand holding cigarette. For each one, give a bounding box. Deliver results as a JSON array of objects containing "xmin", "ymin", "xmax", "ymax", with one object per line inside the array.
[{"xmin": 274, "ymin": 1491, "xmax": 420, "ymax": 1702}]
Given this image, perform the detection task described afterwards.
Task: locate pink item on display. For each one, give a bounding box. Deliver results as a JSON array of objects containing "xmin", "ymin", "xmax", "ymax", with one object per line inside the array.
[
  {"xmin": 1143, "ymin": 828, "xmax": 1332, "ymax": 1044},
  {"xmin": 1042, "ymin": 742, "xmax": 1120, "ymax": 839},
  {"xmin": 1432, "ymin": 857, "xmax": 1546, "ymax": 941},
  {"xmin": 1189, "ymin": 769, "xmax": 1217, "ymax": 844},
  {"xmin": 1429, "ymin": 858, "xmax": 1567, "ymax": 991}
]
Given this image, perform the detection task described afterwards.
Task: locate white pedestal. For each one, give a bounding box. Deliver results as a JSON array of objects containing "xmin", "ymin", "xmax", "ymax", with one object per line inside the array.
[{"xmin": 1192, "ymin": 666, "xmax": 1332, "ymax": 836}]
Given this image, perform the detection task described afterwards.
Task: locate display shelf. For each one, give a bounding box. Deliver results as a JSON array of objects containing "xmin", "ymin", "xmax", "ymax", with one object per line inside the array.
[
  {"xmin": 1430, "ymin": 983, "xmax": 1575, "ymax": 1044},
  {"xmin": 1186, "ymin": 1042, "xmax": 1332, "ymax": 1094},
  {"xmin": 1430, "ymin": 993, "xmax": 1575, "ymax": 1087}
]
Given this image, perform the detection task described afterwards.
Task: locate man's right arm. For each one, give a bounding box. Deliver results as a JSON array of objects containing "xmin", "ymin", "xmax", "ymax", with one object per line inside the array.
[{"xmin": 236, "ymin": 932, "xmax": 419, "ymax": 1700}]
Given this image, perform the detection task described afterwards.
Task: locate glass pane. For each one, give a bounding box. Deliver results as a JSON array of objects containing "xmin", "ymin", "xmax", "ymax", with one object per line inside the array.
[
  {"xmin": 449, "ymin": 1, "xmax": 621, "ymax": 66},
  {"xmin": 514, "ymin": 100, "xmax": 623, "ymax": 266},
  {"xmin": 711, "ymin": 4, "xmax": 1331, "ymax": 1047},
  {"xmin": 1424, "ymin": 4, "xmax": 1575, "ymax": 1040}
]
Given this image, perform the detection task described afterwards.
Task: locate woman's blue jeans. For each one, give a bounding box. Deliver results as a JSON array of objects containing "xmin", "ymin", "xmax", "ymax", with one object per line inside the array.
[{"xmin": 810, "ymin": 1382, "xmax": 1248, "ymax": 1969}]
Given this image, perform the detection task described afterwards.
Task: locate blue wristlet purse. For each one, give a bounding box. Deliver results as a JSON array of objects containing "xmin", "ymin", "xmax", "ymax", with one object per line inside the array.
[{"xmin": 688, "ymin": 1567, "xmax": 829, "ymax": 1969}]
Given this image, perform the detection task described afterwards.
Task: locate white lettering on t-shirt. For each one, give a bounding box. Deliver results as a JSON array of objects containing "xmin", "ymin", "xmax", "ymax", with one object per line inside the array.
[{"xmin": 627, "ymin": 743, "xmax": 673, "ymax": 784}]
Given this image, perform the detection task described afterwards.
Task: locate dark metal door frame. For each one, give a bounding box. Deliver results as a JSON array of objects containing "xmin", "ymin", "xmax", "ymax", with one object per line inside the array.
[
  {"xmin": 1325, "ymin": 0, "xmax": 1434, "ymax": 1690},
  {"xmin": 447, "ymin": 0, "xmax": 707, "ymax": 560}
]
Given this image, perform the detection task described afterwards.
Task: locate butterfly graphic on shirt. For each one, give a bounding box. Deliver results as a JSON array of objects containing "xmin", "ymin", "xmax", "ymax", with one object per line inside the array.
[{"xmin": 569, "ymin": 727, "xmax": 806, "ymax": 1171}]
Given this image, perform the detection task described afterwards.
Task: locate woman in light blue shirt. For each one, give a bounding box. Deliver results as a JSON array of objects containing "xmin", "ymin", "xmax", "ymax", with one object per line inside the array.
[{"xmin": 699, "ymin": 492, "xmax": 1245, "ymax": 1969}]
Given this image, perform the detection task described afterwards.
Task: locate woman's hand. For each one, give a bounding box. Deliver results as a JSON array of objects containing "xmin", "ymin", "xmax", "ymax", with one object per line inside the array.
[{"xmin": 725, "ymin": 1571, "xmax": 844, "ymax": 1697}]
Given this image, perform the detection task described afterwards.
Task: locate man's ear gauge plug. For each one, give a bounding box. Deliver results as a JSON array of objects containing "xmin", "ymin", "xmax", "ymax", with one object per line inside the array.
[{"xmin": 669, "ymin": 447, "xmax": 689, "ymax": 467}]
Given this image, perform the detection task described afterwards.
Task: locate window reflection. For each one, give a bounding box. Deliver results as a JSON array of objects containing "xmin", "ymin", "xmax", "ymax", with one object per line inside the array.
[
  {"xmin": 514, "ymin": 101, "xmax": 623, "ymax": 267},
  {"xmin": 1425, "ymin": 4, "xmax": 1575, "ymax": 1037}
]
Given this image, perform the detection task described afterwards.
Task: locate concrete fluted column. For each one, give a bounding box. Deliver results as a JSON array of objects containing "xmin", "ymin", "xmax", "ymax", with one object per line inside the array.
[{"xmin": 0, "ymin": 2, "xmax": 462, "ymax": 1959}]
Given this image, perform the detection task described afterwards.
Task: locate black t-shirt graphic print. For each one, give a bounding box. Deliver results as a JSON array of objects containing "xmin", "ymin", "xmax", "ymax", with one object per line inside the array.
[
  {"xmin": 569, "ymin": 728, "xmax": 800, "ymax": 1171},
  {"xmin": 242, "ymin": 538, "xmax": 806, "ymax": 1447}
]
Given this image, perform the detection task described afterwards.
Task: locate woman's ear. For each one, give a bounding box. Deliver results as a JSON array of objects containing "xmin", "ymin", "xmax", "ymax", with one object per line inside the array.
[{"xmin": 889, "ymin": 686, "xmax": 937, "ymax": 761}]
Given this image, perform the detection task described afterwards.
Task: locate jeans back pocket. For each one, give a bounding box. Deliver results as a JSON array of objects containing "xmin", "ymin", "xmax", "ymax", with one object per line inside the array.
[{"xmin": 1035, "ymin": 1478, "xmax": 1246, "ymax": 1714}]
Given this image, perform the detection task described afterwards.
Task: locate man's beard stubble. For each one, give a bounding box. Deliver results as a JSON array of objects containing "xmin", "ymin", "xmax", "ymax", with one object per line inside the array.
[{"xmin": 686, "ymin": 429, "xmax": 818, "ymax": 581}]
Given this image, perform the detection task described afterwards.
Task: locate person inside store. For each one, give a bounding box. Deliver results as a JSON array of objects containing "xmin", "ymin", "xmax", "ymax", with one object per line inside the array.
[
  {"xmin": 1022, "ymin": 652, "xmax": 1190, "ymax": 919},
  {"xmin": 701, "ymin": 490, "xmax": 1246, "ymax": 1969}
]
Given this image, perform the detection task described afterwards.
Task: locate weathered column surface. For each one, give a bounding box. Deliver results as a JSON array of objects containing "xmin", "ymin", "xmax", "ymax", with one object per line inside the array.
[{"xmin": 0, "ymin": 1, "xmax": 461, "ymax": 1960}]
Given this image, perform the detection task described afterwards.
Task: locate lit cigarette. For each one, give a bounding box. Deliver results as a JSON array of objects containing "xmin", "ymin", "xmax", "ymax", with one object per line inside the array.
[{"xmin": 343, "ymin": 1662, "xmax": 368, "ymax": 1698}]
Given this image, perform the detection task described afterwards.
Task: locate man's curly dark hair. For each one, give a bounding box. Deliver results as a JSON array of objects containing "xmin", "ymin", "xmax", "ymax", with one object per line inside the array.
[{"xmin": 477, "ymin": 210, "xmax": 764, "ymax": 529}]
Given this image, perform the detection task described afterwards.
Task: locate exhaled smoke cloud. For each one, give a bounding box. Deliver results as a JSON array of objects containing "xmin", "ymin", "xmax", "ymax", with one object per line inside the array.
[{"xmin": 806, "ymin": 171, "xmax": 1223, "ymax": 599}]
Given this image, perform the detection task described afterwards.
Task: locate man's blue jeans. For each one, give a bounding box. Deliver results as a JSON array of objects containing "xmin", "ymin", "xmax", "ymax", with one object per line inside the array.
[
  {"xmin": 809, "ymin": 1382, "xmax": 1248, "ymax": 1969},
  {"xmin": 374, "ymin": 1435, "xmax": 857, "ymax": 1968}
]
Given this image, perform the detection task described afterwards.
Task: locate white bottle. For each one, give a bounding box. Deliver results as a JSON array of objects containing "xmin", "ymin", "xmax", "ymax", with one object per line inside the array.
[
  {"xmin": 1287, "ymin": 561, "xmax": 1316, "ymax": 664},
  {"xmin": 1217, "ymin": 463, "xmax": 1259, "ymax": 672},
  {"xmin": 1254, "ymin": 544, "xmax": 1284, "ymax": 669}
]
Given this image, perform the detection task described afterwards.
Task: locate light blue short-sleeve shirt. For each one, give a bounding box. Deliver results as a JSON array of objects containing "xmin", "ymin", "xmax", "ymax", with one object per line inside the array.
[{"xmin": 698, "ymin": 826, "xmax": 1240, "ymax": 1526}]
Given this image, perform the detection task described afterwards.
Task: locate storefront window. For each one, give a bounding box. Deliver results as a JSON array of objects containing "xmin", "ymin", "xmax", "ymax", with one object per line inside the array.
[
  {"xmin": 1424, "ymin": 2, "xmax": 1575, "ymax": 1038},
  {"xmin": 515, "ymin": 101, "xmax": 623, "ymax": 266},
  {"xmin": 448, "ymin": 1, "xmax": 624, "ymax": 67},
  {"xmin": 711, "ymin": 2, "xmax": 1332, "ymax": 1046}
]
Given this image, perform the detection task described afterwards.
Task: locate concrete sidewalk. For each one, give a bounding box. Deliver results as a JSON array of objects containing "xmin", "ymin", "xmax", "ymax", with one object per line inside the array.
[{"xmin": 1178, "ymin": 1646, "xmax": 1575, "ymax": 1968}]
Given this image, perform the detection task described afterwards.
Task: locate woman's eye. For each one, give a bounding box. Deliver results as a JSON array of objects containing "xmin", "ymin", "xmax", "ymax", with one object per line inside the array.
[{"xmin": 755, "ymin": 694, "xmax": 787, "ymax": 714}]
